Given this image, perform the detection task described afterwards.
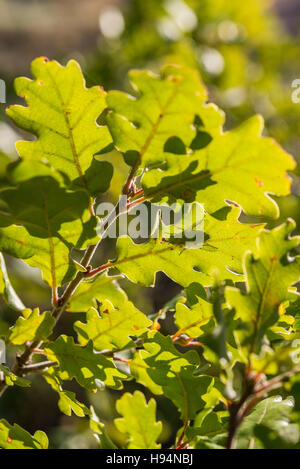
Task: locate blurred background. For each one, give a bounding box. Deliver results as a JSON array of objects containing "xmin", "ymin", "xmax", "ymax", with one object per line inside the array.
[{"xmin": 0, "ymin": 0, "xmax": 300, "ymax": 448}]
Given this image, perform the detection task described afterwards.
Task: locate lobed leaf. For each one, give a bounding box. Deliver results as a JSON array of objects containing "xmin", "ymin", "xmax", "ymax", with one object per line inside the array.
[
  {"xmin": 0, "ymin": 176, "xmax": 98, "ymax": 287},
  {"xmin": 107, "ymin": 65, "xmax": 221, "ymax": 169},
  {"xmin": 130, "ymin": 330, "xmax": 214, "ymax": 419},
  {"xmin": 111, "ymin": 206, "xmax": 263, "ymax": 287},
  {"xmin": 115, "ymin": 391, "xmax": 162, "ymax": 449},
  {"xmin": 0, "ymin": 365, "xmax": 30, "ymax": 388},
  {"xmin": 0, "ymin": 420, "xmax": 48, "ymax": 449},
  {"xmin": 237, "ymin": 396, "xmax": 299, "ymax": 449},
  {"xmin": 226, "ymin": 220, "xmax": 300, "ymax": 352},
  {"xmin": 44, "ymin": 369, "xmax": 90, "ymax": 418},
  {"xmin": 75, "ymin": 300, "xmax": 151, "ymax": 351},
  {"xmin": 142, "ymin": 115, "xmax": 295, "ymax": 218},
  {"xmin": 9, "ymin": 308, "xmax": 55, "ymax": 345},
  {"xmin": 174, "ymin": 287, "xmax": 214, "ymax": 338},
  {"xmin": 67, "ymin": 273, "xmax": 127, "ymax": 312},
  {"xmin": 45, "ymin": 335, "xmax": 127, "ymax": 391},
  {"xmin": 7, "ymin": 58, "xmax": 113, "ymax": 196}
]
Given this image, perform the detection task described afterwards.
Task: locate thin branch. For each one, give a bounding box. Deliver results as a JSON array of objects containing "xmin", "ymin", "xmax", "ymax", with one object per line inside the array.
[
  {"xmin": 127, "ymin": 196, "xmax": 146, "ymax": 211},
  {"xmin": 21, "ymin": 361, "xmax": 58, "ymax": 375},
  {"xmin": 226, "ymin": 377, "xmax": 255, "ymax": 449},
  {"xmin": 85, "ymin": 262, "xmax": 112, "ymax": 278},
  {"xmin": 226, "ymin": 366, "xmax": 300, "ymax": 449}
]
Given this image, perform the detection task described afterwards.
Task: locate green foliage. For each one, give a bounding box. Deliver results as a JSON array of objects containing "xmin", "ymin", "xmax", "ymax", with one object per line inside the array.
[
  {"xmin": 0, "ymin": 176, "xmax": 98, "ymax": 287},
  {"xmin": 45, "ymin": 335, "xmax": 127, "ymax": 391},
  {"xmin": 130, "ymin": 330, "xmax": 216, "ymax": 420},
  {"xmin": 226, "ymin": 221, "xmax": 300, "ymax": 353},
  {"xmin": 107, "ymin": 65, "xmax": 210, "ymax": 169},
  {"xmin": 237, "ymin": 397, "xmax": 299, "ymax": 449},
  {"xmin": 89, "ymin": 406, "xmax": 117, "ymax": 449},
  {"xmin": 142, "ymin": 114, "xmax": 294, "ymax": 218},
  {"xmin": 0, "ymin": 54, "xmax": 299, "ymax": 450},
  {"xmin": 43, "ymin": 369, "xmax": 90, "ymax": 418},
  {"xmin": 67, "ymin": 273, "xmax": 126, "ymax": 312},
  {"xmin": 115, "ymin": 391, "xmax": 162, "ymax": 449},
  {"xmin": 75, "ymin": 301, "xmax": 152, "ymax": 351},
  {"xmin": 113, "ymin": 206, "xmax": 262, "ymax": 287},
  {"xmin": 0, "ymin": 420, "xmax": 48, "ymax": 449},
  {"xmin": 0, "ymin": 253, "xmax": 24, "ymax": 311},
  {"xmin": 6, "ymin": 58, "xmax": 112, "ymax": 196},
  {"xmin": 9, "ymin": 308, "xmax": 55, "ymax": 345},
  {"xmin": 0, "ymin": 365, "xmax": 30, "ymax": 388}
]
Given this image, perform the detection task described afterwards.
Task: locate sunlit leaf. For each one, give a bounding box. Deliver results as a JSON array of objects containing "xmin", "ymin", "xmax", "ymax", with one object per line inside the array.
[
  {"xmin": 45, "ymin": 335, "xmax": 127, "ymax": 391},
  {"xmin": 9, "ymin": 308, "xmax": 55, "ymax": 345},
  {"xmin": 0, "ymin": 365, "xmax": 30, "ymax": 388},
  {"xmin": 0, "ymin": 420, "xmax": 48, "ymax": 449},
  {"xmin": 111, "ymin": 207, "xmax": 262, "ymax": 287},
  {"xmin": 7, "ymin": 58, "xmax": 113, "ymax": 196},
  {"xmin": 75, "ymin": 301, "xmax": 151, "ymax": 351},
  {"xmin": 0, "ymin": 253, "xmax": 25, "ymax": 311},
  {"xmin": 237, "ymin": 397, "xmax": 299, "ymax": 449},
  {"xmin": 130, "ymin": 330, "xmax": 214, "ymax": 419},
  {"xmin": 44, "ymin": 369, "xmax": 90, "ymax": 418},
  {"xmin": 226, "ymin": 221, "xmax": 300, "ymax": 352},
  {"xmin": 115, "ymin": 391, "xmax": 162, "ymax": 449}
]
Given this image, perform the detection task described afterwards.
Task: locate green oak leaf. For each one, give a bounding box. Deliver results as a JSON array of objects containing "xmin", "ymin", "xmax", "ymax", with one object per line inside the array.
[
  {"xmin": 187, "ymin": 409, "xmax": 227, "ymax": 448},
  {"xmin": 75, "ymin": 300, "xmax": 151, "ymax": 351},
  {"xmin": 67, "ymin": 273, "xmax": 126, "ymax": 312},
  {"xmin": 6, "ymin": 159, "xmax": 64, "ymax": 186},
  {"xmin": 250, "ymin": 341, "xmax": 300, "ymax": 376},
  {"xmin": 7, "ymin": 58, "xmax": 113, "ymax": 195},
  {"xmin": 142, "ymin": 115, "xmax": 295, "ymax": 218},
  {"xmin": 174, "ymin": 286, "xmax": 214, "ymax": 338},
  {"xmin": 0, "ymin": 152, "xmax": 10, "ymax": 187},
  {"xmin": 107, "ymin": 65, "xmax": 222, "ymax": 169},
  {"xmin": 287, "ymin": 298, "xmax": 300, "ymax": 331},
  {"xmin": 43, "ymin": 369, "xmax": 90, "ymax": 418},
  {"xmin": 0, "ymin": 420, "xmax": 48, "ymax": 449},
  {"xmin": 130, "ymin": 330, "xmax": 214, "ymax": 419},
  {"xmin": 109, "ymin": 206, "xmax": 262, "ymax": 287},
  {"xmin": 226, "ymin": 220, "xmax": 300, "ymax": 353},
  {"xmin": 90, "ymin": 406, "xmax": 117, "ymax": 449},
  {"xmin": 9, "ymin": 308, "xmax": 55, "ymax": 345},
  {"xmin": 0, "ymin": 252, "xmax": 25, "ymax": 311},
  {"xmin": 0, "ymin": 365, "xmax": 30, "ymax": 388},
  {"xmin": 0, "ymin": 176, "xmax": 98, "ymax": 287},
  {"xmin": 237, "ymin": 397, "xmax": 299, "ymax": 449},
  {"xmin": 45, "ymin": 335, "xmax": 127, "ymax": 391},
  {"xmin": 115, "ymin": 391, "xmax": 162, "ymax": 449}
]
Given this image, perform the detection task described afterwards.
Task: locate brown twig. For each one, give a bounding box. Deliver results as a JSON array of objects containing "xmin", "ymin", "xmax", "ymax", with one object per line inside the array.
[
  {"xmin": 21, "ymin": 361, "xmax": 58, "ymax": 375},
  {"xmin": 226, "ymin": 366, "xmax": 300, "ymax": 449}
]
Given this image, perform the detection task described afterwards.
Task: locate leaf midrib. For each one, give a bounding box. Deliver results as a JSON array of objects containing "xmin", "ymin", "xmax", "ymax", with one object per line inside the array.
[{"xmin": 45, "ymin": 65, "xmax": 88, "ymax": 190}]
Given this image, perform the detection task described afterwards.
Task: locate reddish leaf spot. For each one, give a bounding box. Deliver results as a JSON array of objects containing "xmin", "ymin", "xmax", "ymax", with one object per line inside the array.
[
  {"xmin": 152, "ymin": 322, "xmax": 161, "ymax": 331},
  {"xmin": 181, "ymin": 189, "xmax": 194, "ymax": 201},
  {"xmin": 254, "ymin": 177, "xmax": 264, "ymax": 187}
]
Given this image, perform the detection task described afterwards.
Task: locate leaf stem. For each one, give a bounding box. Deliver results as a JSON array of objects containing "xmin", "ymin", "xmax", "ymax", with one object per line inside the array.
[{"xmin": 175, "ymin": 420, "xmax": 189, "ymax": 449}]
